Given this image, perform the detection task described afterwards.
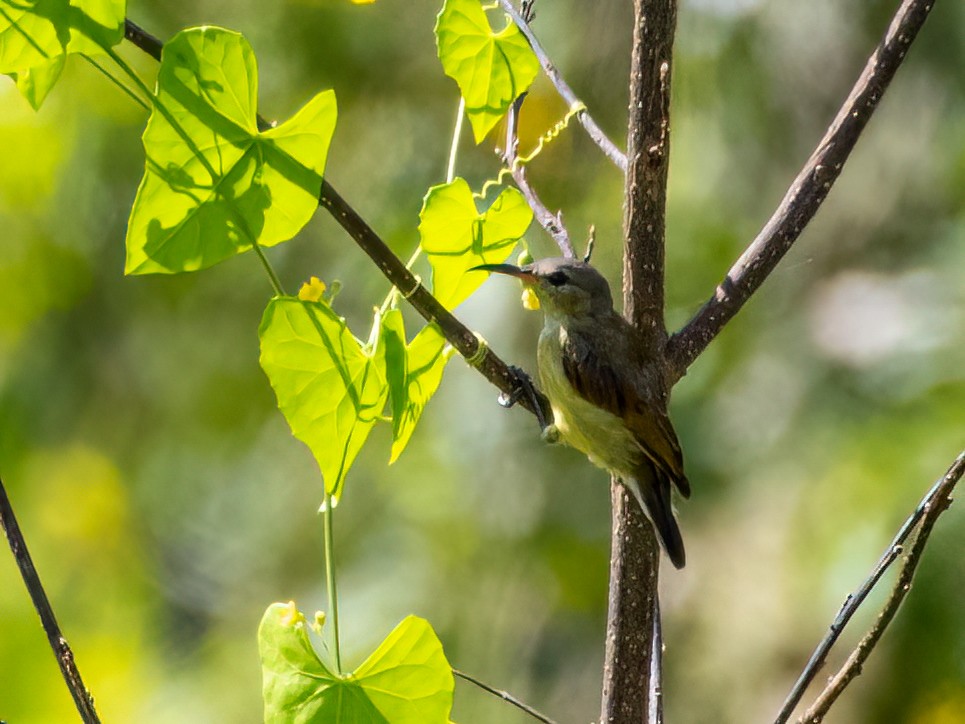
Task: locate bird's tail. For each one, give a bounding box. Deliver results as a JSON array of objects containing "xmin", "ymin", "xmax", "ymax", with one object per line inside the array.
[{"xmin": 623, "ymin": 468, "xmax": 686, "ymax": 569}]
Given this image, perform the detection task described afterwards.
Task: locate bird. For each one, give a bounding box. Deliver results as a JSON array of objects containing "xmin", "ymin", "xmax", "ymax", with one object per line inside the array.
[{"xmin": 474, "ymin": 257, "xmax": 690, "ymax": 568}]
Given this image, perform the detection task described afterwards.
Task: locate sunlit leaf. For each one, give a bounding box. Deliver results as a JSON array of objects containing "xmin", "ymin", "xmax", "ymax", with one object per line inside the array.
[
  {"xmin": 419, "ymin": 177, "xmax": 532, "ymax": 310},
  {"xmin": 0, "ymin": 0, "xmax": 125, "ymax": 107},
  {"xmin": 381, "ymin": 310, "xmax": 453, "ymax": 463},
  {"xmin": 435, "ymin": 0, "xmax": 539, "ymax": 143},
  {"xmin": 126, "ymin": 27, "xmax": 336, "ymax": 275},
  {"xmin": 259, "ymin": 602, "xmax": 454, "ymax": 723},
  {"xmin": 258, "ymin": 297, "xmax": 386, "ymax": 498}
]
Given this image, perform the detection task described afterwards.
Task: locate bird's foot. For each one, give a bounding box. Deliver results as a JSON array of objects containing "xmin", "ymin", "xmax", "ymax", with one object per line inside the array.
[
  {"xmin": 498, "ymin": 365, "xmax": 552, "ymax": 433},
  {"xmin": 540, "ymin": 424, "xmax": 561, "ymax": 445}
]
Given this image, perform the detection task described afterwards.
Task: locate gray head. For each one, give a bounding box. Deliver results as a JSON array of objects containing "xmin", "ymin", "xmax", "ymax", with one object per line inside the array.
[{"xmin": 473, "ymin": 257, "xmax": 615, "ymax": 318}]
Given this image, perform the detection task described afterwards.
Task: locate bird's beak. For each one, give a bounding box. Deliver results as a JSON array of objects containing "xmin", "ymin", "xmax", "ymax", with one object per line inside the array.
[{"xmin": 470, "ymin": 263, "xmax": 537, "ymax": 284}]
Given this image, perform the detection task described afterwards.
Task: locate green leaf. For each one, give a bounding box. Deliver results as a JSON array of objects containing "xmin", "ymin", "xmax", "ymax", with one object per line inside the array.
[
  {"xmin": 435, "ymin": 0, "xmax": 539, "ymax": 143},
  {"xmin": 10, "ymin": 55, "xmax": 65, "ymax": 110},
  {"xmin": 259, "ymin": 602, "xmax": 454, "ymax": 724},
  {"xmin": 259, "ymin": 297, "xmax": 386, "ymax": 499},
  {"xmin": 419, "ymin": 177, "xmax": 532, "ymax": 310},
  {"xmin": 126, "ymin": 27, "xmax": 337, "ymax": 275},
  {"xmin": 0, "ymin": 0, "xmax": 125, "ymax": 108},
  {"xmin": 381, "ymin": 310, "xmax": 453, "ymax": 464}
]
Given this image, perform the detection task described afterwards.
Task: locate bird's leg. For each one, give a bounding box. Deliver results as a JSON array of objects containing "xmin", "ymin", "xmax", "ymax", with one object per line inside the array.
[{"xmin": 498, "ymin": 365, "xmax": 556, "ymax": 438}]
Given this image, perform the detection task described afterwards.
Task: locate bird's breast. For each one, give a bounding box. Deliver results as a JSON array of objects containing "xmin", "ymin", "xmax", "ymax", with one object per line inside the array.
[{"xmin": 537, "ymin": 324, "xmax": 639, "ymax": 478}]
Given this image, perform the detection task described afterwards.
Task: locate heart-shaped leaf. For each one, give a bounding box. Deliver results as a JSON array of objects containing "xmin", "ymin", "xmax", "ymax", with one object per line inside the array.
[
  {"xmin": 419, "ymin": 177, "xmax": 532, "ymax": 310},
  {"xmin": 126, "ymin": 27, "xmax": 336, "ymax": 275},
  {"xmin": 435, "ymin": 0, "xmax": 539, "ymax": 143},
  {"xmin": 259, "ymin": 297, "xmax": 386, "ymax": 499},
  {"xmin": 381, "ymin": 310, "xmax": 453, "ymax": 463},
  {"xmin": 0, "ymin": 0, "xmax": 125, "ymax": 108},
  {"xmin": 259, "ymin": 602, "xmax": 454, "ymax": 724}
]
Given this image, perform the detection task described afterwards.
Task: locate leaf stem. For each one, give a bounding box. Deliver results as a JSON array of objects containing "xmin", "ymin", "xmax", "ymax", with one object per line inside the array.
[
  {"xmin": 446, "ymin": 98, "xmax": 465, "ymax": 185},
  {"xmin": 322, "ymin": 490, "xmax": 342, "ymax": 673},
  {"xmin": 252, "ymin": 242, "xmax": 286, "ymax": 296},
  {"xmin": 81, "ymin": 54, "xmax": 150, "ymax": 111},
  {"xmin": 376, "ymin": 98, "xmax": 466, "ymax": 314}
]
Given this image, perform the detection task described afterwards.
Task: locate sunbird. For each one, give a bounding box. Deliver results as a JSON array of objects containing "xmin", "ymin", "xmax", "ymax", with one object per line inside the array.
[{"xmin": 475, "ymin": 258, "xmax": 690, "ymax": 568}]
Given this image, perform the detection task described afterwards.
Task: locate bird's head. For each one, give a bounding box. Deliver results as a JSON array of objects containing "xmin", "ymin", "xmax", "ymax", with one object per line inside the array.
[{"xmin": 473, "ymin": 257, "xmax": 614, "ymax": 319}]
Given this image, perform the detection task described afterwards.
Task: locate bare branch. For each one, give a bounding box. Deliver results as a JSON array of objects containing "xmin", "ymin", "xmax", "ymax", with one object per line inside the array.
[
  {"xmin": 665, "ymin": 0, "xmax": 938, "ymax": 381},
  {"xmin": 498, "ymin": 0, "xmax": 627, "ymax": 172},
  {"xmin": 600, "ymin": 481, "xmax": 662, "ymax": 724},
  {"xmin": 453, "ymin": 667, "xmax": 558, "ymax": 724},
  {"xmin": 1, "ymin": 475, "xmax": 101, "ymax": 723},
  {"xmin": 121, "ymin": 19, "xmax": 553, "ymax": 428},
  {"xmin": 623, "ymin": 1, "xmax": 675, "ymax": 345},
  {"xmin": 505, "ymin": 94, "xmax": 575, "ymax": 257},
  {"xmin": 775, "ymin": 450, "xmax": 965, "ymax": 724},
  {"xmin": 600, "ymin": 2, "xmax": 678, "ymax": 722}
]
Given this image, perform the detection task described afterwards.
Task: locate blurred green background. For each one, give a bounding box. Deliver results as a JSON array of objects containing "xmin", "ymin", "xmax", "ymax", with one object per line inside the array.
[{"xmin": 1, "ymin": 0, "xmax": 963, "ymax": 722}]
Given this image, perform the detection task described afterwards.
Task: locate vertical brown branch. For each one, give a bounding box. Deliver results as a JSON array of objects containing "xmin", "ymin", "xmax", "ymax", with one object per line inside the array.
[
  {"xmin": 603, "ymin": 2, "xmax": 678, "ymax": 722},
  {"xmin": 601, "ymin": 484, "xmax": 662, "ymax": 723},
  {"xmin": 623, "ymin": 0, "xmax": 676, "ymax": 343}
]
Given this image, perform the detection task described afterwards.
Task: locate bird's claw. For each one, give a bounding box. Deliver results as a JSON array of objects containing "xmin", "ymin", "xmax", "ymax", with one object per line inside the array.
[
  {"xmin": 499, "ymin": 365, "xmax": 552, "ymax": 433},
  {"xmin": 540, "ymin": 424, "xmax": 561, "ymax": 445}
]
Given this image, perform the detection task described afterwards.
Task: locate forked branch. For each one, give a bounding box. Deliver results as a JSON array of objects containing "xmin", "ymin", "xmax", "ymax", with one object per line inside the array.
[{"xmin": 776, "ymin": 451, "xmax": 965, "ymax": 724}]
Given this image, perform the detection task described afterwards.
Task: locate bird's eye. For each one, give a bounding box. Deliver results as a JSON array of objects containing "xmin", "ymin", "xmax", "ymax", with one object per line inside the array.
[{"xmin": 546, "ymin": 271, "xmax": 568, "ymax": 287}]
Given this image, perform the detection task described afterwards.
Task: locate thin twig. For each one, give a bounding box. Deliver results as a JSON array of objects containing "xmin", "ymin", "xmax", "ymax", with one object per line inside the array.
[
  {"xmin": 498, "ymin": 0, "xmax": 627, "ymax": 172},
  {"xmin": 121, "ymin": 19, "xmax": 553, "ymax": 428},
  {"xmin": 666, "ymin": 0, "xmax": 938, "ymax": 380},
  {"xmin": 505, "ymin": 94, "xmax": 575, "ymax": 257},
  {"xmin": 649, "ymin": 598, "xmax": 664, "ymax": 724},
  {"xmin": 0, "ymin": 475, "xmax": 101, "ymax": 723},
  {"xmin": 453, "ymin": 667, "xmax": 558, "ymax": 724},
  {"xmin": 775, "ymin": 451, "xmax": 965, "ymax": 724}
]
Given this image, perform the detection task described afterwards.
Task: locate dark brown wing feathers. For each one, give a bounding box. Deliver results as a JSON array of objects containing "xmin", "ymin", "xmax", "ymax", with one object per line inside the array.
[{"xmin": 560, "ymin": 325, "xmax": 690, "ymax": 498}]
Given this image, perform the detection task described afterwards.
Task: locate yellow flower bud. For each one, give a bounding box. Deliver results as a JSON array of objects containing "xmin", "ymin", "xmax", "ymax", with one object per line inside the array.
[
  {"xmin": 298, "ymin": 276, "xmax": 327, "ymax": 302},
  {"xmin": 522, "ymin": 287, "xmax": 540, "ymax": 310}
]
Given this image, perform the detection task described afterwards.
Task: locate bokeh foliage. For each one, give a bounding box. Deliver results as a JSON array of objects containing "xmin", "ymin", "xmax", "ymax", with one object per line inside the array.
[{"xmin": 1, "ymin": 0, "xmax": 962, "ymax": 722}]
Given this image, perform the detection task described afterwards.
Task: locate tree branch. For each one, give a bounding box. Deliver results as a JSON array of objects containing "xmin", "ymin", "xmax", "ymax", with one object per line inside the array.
[
  {"xmin": 774, "ymin": 450, "xmax": 965, "ymax": 724},
  {"xmin": 599, "ymin": 1, "xmax": 678, "ymax": 721},
  {"xmin": 601, "ymin": 481, "xmax": 662, "ymax": 724},
  {"xmin": 318, "ymin": 180, "xmax": 551, "ymax": 422},
  {"xmin": 623, "ymin": 0, "xmax": 675, "ymax": 344},
  {"xmin": 0, "ymin": 475, "xmax": 101, "ymax": 723},
  {"xmin": 505, "ymin": 94, "xmax": 575, "ymax": 258},
  {"xmin": 121, "ymin": 19, "xmax": 552, "ymax": 428},
  {"xmin": 498, "ymin": 0, "xmax": 627, "ymax": 172},
  {"xmin": 665, "ymin": 0, "xmax": 937, "ymax": 381},
  {"xmin": 453, "ymin": 667, "xmax": 558, "ymax": 724}
]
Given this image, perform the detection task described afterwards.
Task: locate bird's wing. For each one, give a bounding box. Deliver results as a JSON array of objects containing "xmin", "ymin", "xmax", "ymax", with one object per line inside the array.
[{"xmin": 560, "ymin": 323, "xmax": 690, "ymax": 498}]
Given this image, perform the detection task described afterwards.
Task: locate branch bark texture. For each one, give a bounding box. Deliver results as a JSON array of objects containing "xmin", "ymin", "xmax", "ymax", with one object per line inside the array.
[
  {"xmin": 602, "ymin": 1, "xmax": 678, "ymax": 723},
  {"xmin": 623, "ymin": 0, "xmax": 675, "ymax": 344},
  {"xmin": 666, "ymin": 0, "xmax": 937, "ymax": 380}
]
